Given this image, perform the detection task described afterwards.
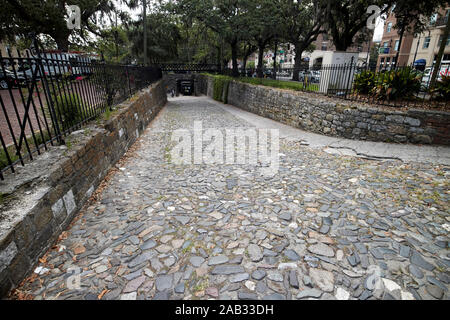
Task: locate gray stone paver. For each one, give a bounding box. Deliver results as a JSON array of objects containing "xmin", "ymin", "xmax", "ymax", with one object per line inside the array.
[{"xmin": 13, "ymin": 96, "xmax": 449, "ymax": 300}]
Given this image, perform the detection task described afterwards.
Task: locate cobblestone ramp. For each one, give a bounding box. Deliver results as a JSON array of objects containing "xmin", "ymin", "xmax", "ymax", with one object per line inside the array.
[{"xmin": 12, "ymin": 97, "xmax": 449, "ymax": 300}]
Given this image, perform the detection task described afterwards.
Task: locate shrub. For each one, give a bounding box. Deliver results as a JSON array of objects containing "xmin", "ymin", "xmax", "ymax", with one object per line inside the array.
[
  {"xmin": 353, "ymin": 70, "xmax": 376, "ymax": 95},
  {"xmin": 373, "ymin": 67, "xmax": 422, "ymax": 100},
  {"xmin": 46, "ymin": 93, "xmax": 84, "ymax": 131},
  {"xmin": 431, "ymin": 73, "xmax": 450, "ymax": 101}
]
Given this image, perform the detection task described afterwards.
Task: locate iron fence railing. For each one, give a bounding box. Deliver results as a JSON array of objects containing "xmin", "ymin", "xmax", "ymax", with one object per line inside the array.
[
  {"xmin": 158, "ymin": 63, "xmax": 221, "ymax": 73},
  {"xmin": 0, "ymin": 49, "xmax": 162, "ymax": 179},
  {"xmin": 234, "ymin": 59, "xmax": 450, "ymax": 110}
]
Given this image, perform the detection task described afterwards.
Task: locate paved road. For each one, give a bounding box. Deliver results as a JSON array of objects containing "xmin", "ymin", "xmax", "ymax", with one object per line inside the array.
[
  {"xmin": 0, "ymin": 89, "xmax": 45, "ymax": 146},
  {"xmin": 12, "ymin": 96, "xmax": 449, "ymax": 300}
]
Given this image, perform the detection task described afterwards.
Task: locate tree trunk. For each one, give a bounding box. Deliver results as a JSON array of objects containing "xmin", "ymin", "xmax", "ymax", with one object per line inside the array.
[
  {"xmin": 334, "ymin": 39, "xmax": 348, "ymax": 52},
  {"xmin": 231, "ymin": 41, "xmax": 239, "ymax": 77},
  {"xmin": 394, "ymin": 25, "xmax": 405, "ymax": 69},
  {"xmin": 292, "ymin": 44, "xmax": 303, "ymax": 81},
  {"xmin": 273, "ymin": 39, "xmax": 278, "ymax": 79},
  {"xmin": 243, "ymin": 57, "xmax": 248, "ymax": 75},
  {"xmin": 54, "ymin": 34, "xmax": 69, "ymax": 51},
  {"xmin": 220, "ymin": 39, "xmax": 224, "ymax": 73},
  {"xmin": 430, "ymin": 15, "xmax": 450, "ymax": 88},
  {"xmin": 216, "ymin": 47, "xmax": 221, "ymax": 69},
  {"xmin": 257, "ymin": 42, "xmax": 264, "ymax": 78}
]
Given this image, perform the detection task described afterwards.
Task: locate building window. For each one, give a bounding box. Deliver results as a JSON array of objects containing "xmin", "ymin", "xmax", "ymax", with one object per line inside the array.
[
  {"xmin": 321, "ymin": 43, "xmax": 327, "ymax": 51},
  {"xmin": 383, "ymin": 42, "xmax": 389, "ymax": 48},
  {"xmin": 386, "ymin": 57, "xmax": 391, "ymax": 65},
  {"xmin": 438, "ymin": 35, "xmax": 450, "ymax": 47},
  {"xmin": 394, "ymin": 40, "xmax": 399, "ymax": 51},
  {"xmin": 380, "ymin": 57, "xmax": 385, "ymax": 65},
  {"xmin": 437, "ymin": 54, "xmax": 450, "ymax": 63},
  {"xmin": 387, "ymin": 22, "xmax": 393, "ymax": 33},
  {"xmin": 423, "ymin": 37, "xmax": 431, "ymax": 49}
]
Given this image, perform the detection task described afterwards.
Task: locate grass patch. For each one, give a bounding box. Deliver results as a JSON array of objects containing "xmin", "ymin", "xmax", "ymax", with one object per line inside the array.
[
  {"xmin": 164, "ymin": 145, "xmax": 172, "ymax": 163},
  {"xmin": 0, "ymin": 129, "xmax": 52, "ymax": 172},
  {"xmin": 103, "ymin": 108, "xmax": 112, "ymax": 121},
  {"xmin": 239, "ymin": 77, "xmax": 319, "ymax": 92},
  {"xmin": 182, "ymin": 241, "xmax": 194, "ymax": 254},
  {"xmin": 193, "ymin": 277, "xmax": 209, "ymax": 293}
]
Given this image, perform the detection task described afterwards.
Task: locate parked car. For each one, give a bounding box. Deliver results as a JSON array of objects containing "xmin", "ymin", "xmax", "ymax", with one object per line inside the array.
[
  {"xmin": 421, "ymin": 65, "xmax": 450, "ymax": 87},
  {"xmin": 15, "ymin": 63, "xmax": 51, "ymax": 81},
  {"xmin": 263, "ymin": 70, "xmax": 273, "ymax": 78},
  {"xmin": 0, "ymin": 69, "xmax": 26, "ymax": 89},
  {"xmin": 310, "ymin": 70, "xmax": 321, "ymax": 83},
  {"xmin": 278, "ymin": 70, "xmax": 290, "ymax": 77},
  {"xmin": 298, "ymin": 70, "xmax": 320, "ymax": 83}
]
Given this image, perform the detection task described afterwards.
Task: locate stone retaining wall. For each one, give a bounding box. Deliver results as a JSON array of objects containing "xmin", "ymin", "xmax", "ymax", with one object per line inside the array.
[
  {"xmin": 197, "ymin": 75, "xmax": 450, "ymax": 145},
  {"xmin": 0, "ymin": 80, "xmax": 167, "ymax": 297}
]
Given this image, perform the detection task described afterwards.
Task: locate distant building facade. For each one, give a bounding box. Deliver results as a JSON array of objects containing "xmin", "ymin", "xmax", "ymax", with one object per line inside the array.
[
  {"xmin": 251, "ymin": 34, "xmax": 372, "ymax": 70},
  {"xmin": 0, "ymin": 41, "xmax": 26, "ymax": 57},
  {"xmin": 407, "ymin": 6, "xmax": 450, "ymax": 69},
  {"xmin": 376, "ymin": 6, "xmax": 415, "ymax": 70},
  {"xmin": 304, "ymin": 33, "xmax": 372, "ymax": 68}
]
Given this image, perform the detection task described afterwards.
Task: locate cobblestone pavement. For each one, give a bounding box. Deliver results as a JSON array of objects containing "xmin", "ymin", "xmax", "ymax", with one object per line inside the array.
[{"xmin": 13, "ymin": 97, "xmax": 449, "ymax": 300}]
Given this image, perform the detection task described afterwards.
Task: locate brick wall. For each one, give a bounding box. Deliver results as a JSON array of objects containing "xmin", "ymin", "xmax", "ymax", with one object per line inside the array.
[{"xmin": 0, "ymin": 80, "xmax": 167, "ymax": 297}]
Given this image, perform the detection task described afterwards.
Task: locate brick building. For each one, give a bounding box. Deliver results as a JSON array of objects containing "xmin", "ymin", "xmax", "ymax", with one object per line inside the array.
[{"xmin": 377, "ymin": 7, "xmax": 415, "ymax": 70}]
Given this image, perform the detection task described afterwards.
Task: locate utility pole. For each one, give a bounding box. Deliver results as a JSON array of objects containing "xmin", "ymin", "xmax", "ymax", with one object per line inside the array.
[
  {"xmin": 412, "ymin": 35, "xmax": 421, "ymax": 67},
  {"xmin": 394, "ymin": 25, "xmax": 405, "ymax": 69},
  {"xmin": 143, "ymin": 0, "xmax": 147, "ymax": 66}
]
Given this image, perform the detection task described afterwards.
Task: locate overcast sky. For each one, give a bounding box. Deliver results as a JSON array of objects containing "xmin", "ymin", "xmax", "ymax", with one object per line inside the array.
[
  {"xmin": 115, "ymin": 1, "xmax": 385, "ymax": 42},
  {"xmin": 373, "ymin": 17, "xmax": 385, "ymax": 42}
]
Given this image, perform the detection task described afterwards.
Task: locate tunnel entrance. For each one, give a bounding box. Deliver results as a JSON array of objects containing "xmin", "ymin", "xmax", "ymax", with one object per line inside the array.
[{"xmin": 177, "ymin": 79, "xmax": 194, "ymax": 96}]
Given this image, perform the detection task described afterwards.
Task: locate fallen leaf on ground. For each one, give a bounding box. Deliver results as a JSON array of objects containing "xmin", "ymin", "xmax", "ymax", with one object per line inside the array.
[
  {"xmin": 73, "ymin": 245, "xmax": 86, "ymax": 255},
  {"xmin": 98, "ymin": 289, "xmax": 109, "ymax": 300}
]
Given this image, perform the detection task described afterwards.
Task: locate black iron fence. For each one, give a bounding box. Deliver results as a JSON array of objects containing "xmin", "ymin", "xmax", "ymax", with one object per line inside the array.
[
  {"xmin": 0, "ymin": 49, "xmax": 162, "ymax": 179},
  {"xmin": 158, "ymin": 63, "xmax": 221, "ymax": 73}
]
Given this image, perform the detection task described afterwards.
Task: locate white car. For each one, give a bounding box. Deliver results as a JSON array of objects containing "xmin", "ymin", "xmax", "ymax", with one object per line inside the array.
[{"xmin": 421, "ymin": 65, "xmax": 450, "ymax": 87}]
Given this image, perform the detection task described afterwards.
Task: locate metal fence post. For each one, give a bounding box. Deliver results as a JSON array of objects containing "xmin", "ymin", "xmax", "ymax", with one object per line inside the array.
[
  {"xmin": 126, "ymin": 65, "xmax": 132, "ymax": 96},
  {"xmin": 33, "ymin": 38, "xmax": 64, "ymax": 145},
  {"xmin": 345, "ymin": 57, "xmax": 355, "ymax": 99}
]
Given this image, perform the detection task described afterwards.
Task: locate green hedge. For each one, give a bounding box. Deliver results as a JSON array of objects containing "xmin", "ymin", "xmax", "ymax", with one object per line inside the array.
[
  {"xmin": 212, "ymin": 75, "xmax": 231, "ymax": 103},
  {"xmin": 432, "ymin": 74, "xmax": 450, "ymax": 101},
  {"xmin": 205, "ymin": 74, "xmax": 318, "ymax": 95},
  {"xmin": 354, "ymin": 67, "xmax": 422, "ymax": 100},
  {"xmin": 354, "ymin": 70, "xmax": 376, "ymax": 95}
]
